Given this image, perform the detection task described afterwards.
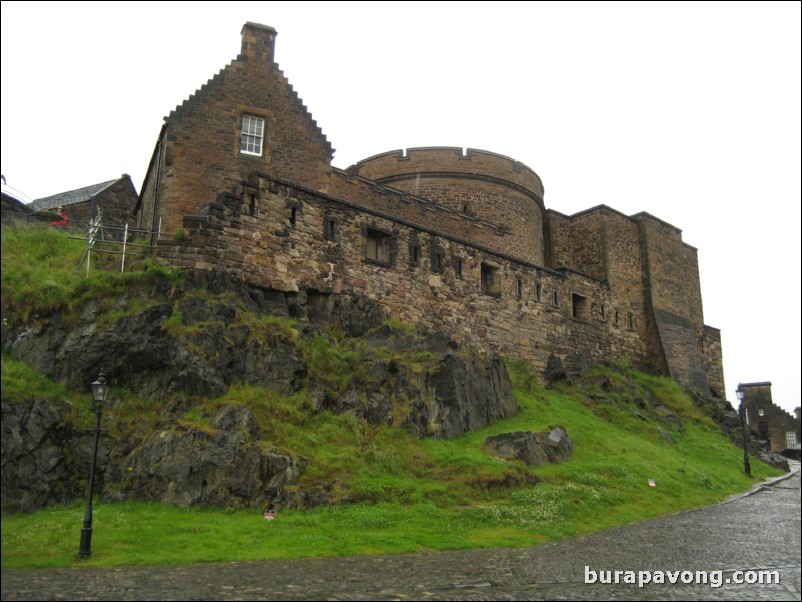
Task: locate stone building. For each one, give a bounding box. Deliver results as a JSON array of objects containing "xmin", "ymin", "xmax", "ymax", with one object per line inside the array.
[
  {"xmin": 135, "ymin": 22, "xmax": 724, "ymax": 397},
  {"xmin": 737, "ymin": 382, "xmax": 801, "ymax": 453},
  {"xmin": 31, "ymin": 174, "xmax": 139, "ymax": 239},
  {"xmin": 1, "ymin": 176, "xmax": 33, "ymax": 219}
]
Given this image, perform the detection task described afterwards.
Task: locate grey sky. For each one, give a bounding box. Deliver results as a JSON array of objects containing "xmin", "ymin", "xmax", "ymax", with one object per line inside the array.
[{"xmin": 1, "ymin": 1, "xmax": 799, "ymax": 414}]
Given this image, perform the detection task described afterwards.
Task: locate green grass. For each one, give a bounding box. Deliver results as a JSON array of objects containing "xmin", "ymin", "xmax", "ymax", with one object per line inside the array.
[
  {"xmin": 1, "ymin": 361, "xmax": 780, "ymax": 569},
  {"xmin": 0, "ymin": 223, "xmax": 182, "ymax": 324},
  {"xmin": 0, "ymin": 226, "xmax": 782, "ymax": 569}
]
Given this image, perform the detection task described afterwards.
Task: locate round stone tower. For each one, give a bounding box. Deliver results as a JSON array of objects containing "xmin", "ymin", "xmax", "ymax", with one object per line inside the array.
[{"xmin": 351, "ymin": 147, "xmax": 545, "ymax": 265}]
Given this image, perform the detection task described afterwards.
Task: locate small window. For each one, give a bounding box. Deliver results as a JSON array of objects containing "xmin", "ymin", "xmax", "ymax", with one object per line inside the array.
[
  {"xmin": 461, "ymin": 202, "xmax": 471, "ymax": 215},
  {"xmin": 289, "ymin": 206, "xmax": 297, "ymax": 226},
  {"xmin": 628, "ymin": 313, "xmax": 634, "ymax": 330},
  {"xmin": 787, "ymin": 431, "xmax": 798, "ymax": 447},
  {"xmin": 515, "ymin": 278, "xmax": 523, "ymax": 298},
  {"xmin": 365, "ymin": 228, "xmax": 393, "ymax": 265},
  {"xmin": 552, "ymin": 289, "xmax": 560, "ymax": 308},
  {"xmin": 455, "ymin": 258, "xmax": 464, "ymax": 278},
  {"xmin": 571, "ymin": 293, "xmax": 589, "ymax": 321},
  {"xmin": 758, "ymin": 408, "xmax": 765, "ymax": 417},
  {"xmin": 614, "ymin": 309, "xmax": 620, "ymax": 326},
  {"xmin": 324, "ymin": 216, "xmax": 338, "ymax": 242},
  {"xmin": 431, "ymin": 249, "xmax": 445, "ymax": 273},
  {"xmin": 241, "ymin": 115, "xmax": 264, "ymax": 156},
  {"xmin": 481, "ymin": 263, "xmax": 502, "ymax": 296},
  {"xmin": 535, "ymin": 282, "xmax": 542, "ymax": 303},
  {"xmin": 248, "ymin": 193, "xmax": 257, "ymax": 216},
  {"xmin": 600, "ymin": 305, "xmax": 606, "ymax": 321},
  {"xmin": 409, "ymin": 241, "xmax": 421, "ymax": 266}
]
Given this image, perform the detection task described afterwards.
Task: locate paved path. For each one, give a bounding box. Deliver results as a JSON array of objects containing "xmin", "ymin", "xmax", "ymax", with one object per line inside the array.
[{"xmin": 2, "ymin": 471, "xmax": 799, "ymax": 601}]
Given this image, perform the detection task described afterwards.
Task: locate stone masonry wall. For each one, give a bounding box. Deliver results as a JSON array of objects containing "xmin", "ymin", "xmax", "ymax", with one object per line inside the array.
[
  {"xmin": 564, "ymin": 211, "xmax": 606, "ymax": 281},
  {"xmin": 353, "ymin": 148, "xmax": 544, "ymax": 200},
  {"xmin": 349, "ymin": 148, "xmax": 545, "ymax": 265},
  {"xmin": 599, "ymin": 208, "xmax": 645, "ymax": 334},
  {"xmin": 702, "ymin": 326, "xmax": 725, "ymax": 398},
  {"xmin": 157, "ymin": 173, "xmax": 647, "ymax": 377},
  {"xmin": 544, "ymin": 211, "xmax": 573, "ymax": 270},
  {"xmin": 636, "ymin": 214, "xmax": 720, "ymax": 393}
]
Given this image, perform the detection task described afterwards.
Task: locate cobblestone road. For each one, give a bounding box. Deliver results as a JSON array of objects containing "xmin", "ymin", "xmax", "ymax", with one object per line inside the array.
[{"xmin": 2, "ymin": 470, "xmax": 799, "ymax": 601}]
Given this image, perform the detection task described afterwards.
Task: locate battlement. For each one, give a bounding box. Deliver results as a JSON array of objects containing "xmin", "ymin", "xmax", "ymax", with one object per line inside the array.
[
  {"xmin": 348, "ymin": 147, "xmax": 546, "ymax": 265},
  {"xmin": 351, "ymin": 147, "xmax": 544, "ymax": 202}
]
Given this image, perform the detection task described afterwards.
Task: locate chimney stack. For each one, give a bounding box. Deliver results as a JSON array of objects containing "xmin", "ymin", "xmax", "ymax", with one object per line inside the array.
[{"xmin": 241, "ymin": 22, "xmax": 277, "ymax": 62}]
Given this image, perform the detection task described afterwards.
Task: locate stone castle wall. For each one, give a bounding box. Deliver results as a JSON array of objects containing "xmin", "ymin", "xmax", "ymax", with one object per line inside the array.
[
  {"xmin": 349, "ymin": 148, "xmax": 546, "ymax": 265},
  {"xmin": 139, "ymin": 22, "xmax": 725, "ymax": 398},
  {"xmin": 158, "ymin": 173, "xmax": 647, "ymax": 376}
]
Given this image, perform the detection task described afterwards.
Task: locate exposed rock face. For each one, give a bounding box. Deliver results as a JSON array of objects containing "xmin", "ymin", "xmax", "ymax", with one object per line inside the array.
[
  {"xmin": 107, "ymin": 404, "xmax": 306, "ymax": 509},
  {"xmin": 318, "ymin": 328, "xmax": 518, "ymax": 439},
  {"xmin": 1, "ymin": 272, "xmax": 389, "ymax": 401},
  {"xmin": 1, "ymin": 399, "xmax": 86, "ymax": 511},
  {"xmin": 485, "ymin": 427, "xmax": 575, "ymax": 466},
  {"xmin": 1, "ymin": 398, "xmax": 308, "ymax": 512},
  {"xmin": 545, "ymin": 354, "xmax": 567, "ymax": 384},
  {"xmin": 1, "ymin": 273, "xmax": 520, "ymax": 510},
  {"xmin": 328, "ymin": 351, "xmax": 518, "ymax": 439}
]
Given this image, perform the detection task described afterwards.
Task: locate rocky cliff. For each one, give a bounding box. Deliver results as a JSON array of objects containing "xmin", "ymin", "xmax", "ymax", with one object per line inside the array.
[{"xmin": 1, "ymin": 271, "xmax": 518, "ymax": 511}]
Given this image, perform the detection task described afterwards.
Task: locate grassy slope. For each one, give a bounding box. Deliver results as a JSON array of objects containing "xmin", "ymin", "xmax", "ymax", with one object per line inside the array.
[{"xmin": 0, "ymin": 225, "xmax": 780, "ymax": 568}]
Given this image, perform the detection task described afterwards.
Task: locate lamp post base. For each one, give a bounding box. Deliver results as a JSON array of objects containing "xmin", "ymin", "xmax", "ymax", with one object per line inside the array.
[{"xmin": 79, "ymin": 527, "xmax": 93, "ymax": 558}]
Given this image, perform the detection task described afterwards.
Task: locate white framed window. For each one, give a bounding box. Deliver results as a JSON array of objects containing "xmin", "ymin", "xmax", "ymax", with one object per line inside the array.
[
  {"xmin": 241, "ymin": 115, "xmax": 264, "ymax": 156},
  {"xmin": 787, "ymin": 431, "xmax": 798, "ymax": 447},
  {"xmin": 758, "ymin": 408, "xmax": 764, "ymax": 416}
]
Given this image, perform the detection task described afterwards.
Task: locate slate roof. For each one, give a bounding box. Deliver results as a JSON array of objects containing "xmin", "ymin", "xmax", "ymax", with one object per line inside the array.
[{"xmin": 29, "ymin": 177, "xmax": 122, "ymax": 211}]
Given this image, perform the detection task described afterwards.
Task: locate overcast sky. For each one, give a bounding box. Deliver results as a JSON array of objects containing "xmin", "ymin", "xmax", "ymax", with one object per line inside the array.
[{"xmin": 2, "ymin": 1, "xmax": 800, "ymax": 415}]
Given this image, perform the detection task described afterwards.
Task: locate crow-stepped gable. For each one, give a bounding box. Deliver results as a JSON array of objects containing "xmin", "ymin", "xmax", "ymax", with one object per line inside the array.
[{"xmin": 135, "ymin": 22, "xmax": 725, "ymax": 398}]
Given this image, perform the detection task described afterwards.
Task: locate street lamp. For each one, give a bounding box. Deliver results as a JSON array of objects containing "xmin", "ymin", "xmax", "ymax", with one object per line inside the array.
[
  {"xmin": 79, "ymin": 369, "xmax": 110, "ymax": 558},
  {"xmin": 736, "ymin": 386, "xmax": 751, "ymax": 476}
]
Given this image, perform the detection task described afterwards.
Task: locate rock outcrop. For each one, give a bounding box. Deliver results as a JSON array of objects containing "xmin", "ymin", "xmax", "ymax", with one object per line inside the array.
[
  {"xmin": 322, "ymin": 327, "xmax": 518, "ymax": 438},
  {"xmin": 485, "ymin": 427, "xmax": 575, "ymax": 466},
  {"xmin": 107, "ymin": 404, "xmax": 307, "ymax": 509},
  {"xmin": 1, "ymin": 272, "xmax": 519, "ymax": 510},
  {"xmin": 1, "ymin": 399, "xmax": 86, "ymax": 512}
]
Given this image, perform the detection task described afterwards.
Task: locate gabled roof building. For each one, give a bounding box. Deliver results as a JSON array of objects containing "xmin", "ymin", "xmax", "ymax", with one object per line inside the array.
[{"xmin": 31, "ymin": 174, "xmax": 138, "ymax": 233}]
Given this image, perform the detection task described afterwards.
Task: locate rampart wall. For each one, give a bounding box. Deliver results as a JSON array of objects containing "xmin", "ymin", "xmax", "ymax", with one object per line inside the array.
[
  {"xmin": 350, "ymin": 148, "xmax": 545, "ymax": 265},
  {"xmin": 158, "ymin": 171, "xmax": 647, "ymax": 376}
]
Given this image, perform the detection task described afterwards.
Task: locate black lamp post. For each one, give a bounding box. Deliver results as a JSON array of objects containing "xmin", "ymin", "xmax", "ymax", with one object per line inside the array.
[
  {"xmin": 736, "ymin": 386, "xmax": 751, "ymax": 476},
  {"xmin": 79, "ymin": 369, "xmax": 110, "ymax": 558}
]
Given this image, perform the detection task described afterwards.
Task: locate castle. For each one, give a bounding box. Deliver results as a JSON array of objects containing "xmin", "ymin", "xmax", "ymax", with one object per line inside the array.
[{"xmin": 134, "ymin": 22, "xmax": 724, "ymax": 398}]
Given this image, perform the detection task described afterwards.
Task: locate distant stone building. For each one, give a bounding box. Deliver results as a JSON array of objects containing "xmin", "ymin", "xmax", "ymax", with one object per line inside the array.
[
  {"xmin": 31, "ymin": 175, "xmax": 138, "ymax": 238},
  {"xmin": 1, "ymin": 176, "xmax": 34, "ymax": 220},
  {"xmin": 135, "ymin": 23, "xmax": 725, "ymax": 397},
  {"xmin": 737, "ymin": 382, "xmax": 801, "ymax": 453}
]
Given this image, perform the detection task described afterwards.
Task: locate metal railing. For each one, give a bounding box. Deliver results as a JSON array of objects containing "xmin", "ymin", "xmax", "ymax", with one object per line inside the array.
[{"xmin": 1, "ymin": 209, "xmax": 163, "ymax": 276}]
